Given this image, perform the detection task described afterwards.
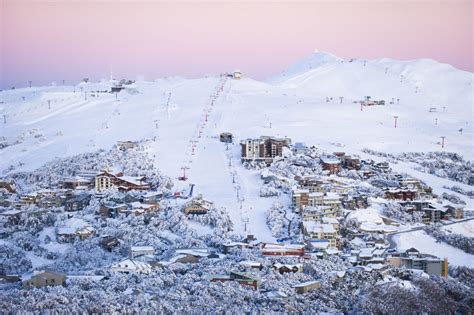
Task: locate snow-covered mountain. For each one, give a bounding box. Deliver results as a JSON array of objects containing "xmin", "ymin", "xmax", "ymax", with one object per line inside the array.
[{"xmin": 1, "ymin": 52, "xmax": 473, "ymax": 240}]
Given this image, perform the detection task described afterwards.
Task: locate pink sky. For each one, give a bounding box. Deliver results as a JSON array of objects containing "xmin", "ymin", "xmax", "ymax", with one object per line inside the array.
[{"xmin": 1, "ymin": 0, "xmax": 473, "ymax": 88}]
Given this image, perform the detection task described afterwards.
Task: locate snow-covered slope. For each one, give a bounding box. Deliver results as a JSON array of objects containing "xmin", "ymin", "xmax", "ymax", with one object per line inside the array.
[{"xmin": 1, "ymin": 52, "xmax": 473, "ymax": 240}]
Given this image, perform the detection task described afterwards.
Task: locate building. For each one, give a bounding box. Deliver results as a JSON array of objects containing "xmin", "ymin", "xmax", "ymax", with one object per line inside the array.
[
  {"xmin": 22, "ymin": 270, "xmax": 66, "ymax": 289},
  {"xmin": 129, "ymin": 202, "xmax": 159, "ymax": 216},
  {"xmin": 219, "ymin": 132, "xmax": 233, "ymax": 143},
  {"xmin": 62, "ymin": 175, "xmax": 95, "ymax": 190},
  {"xmin": 292, "ymin": 188, "xmax": 341, "ymax": 213},
  {"xmin": 208, "ymin": 271, "xmax": 260, "ymax": 290},
  {"xmin": 302, "ymin": 206, "xmax": 336, "ymax": 221},
  {"xmin": 295, "ymin": 176, "xmax": 325, "ymax": 193},
  {"xmin": 261, "ymin": 243, "xmax": 305, "ymax": 257},
  {"xmin": 293, "ymin": 142, "xmax": 307, "ymax": 155},
  {"xmin": 95, "ymin": 170, "xmax": 150, "ymax": 192},
  {"xmin": 99, "ymin": 203, "xmax": 128, "ymax": 218},
  {"xmin": 117, "ymin": 141, "xmax": 137, "ymax": 150},
  {"xmin": 384, "ymin": 188, "xmax": 417, "ymax": 201},
  {"xmin": 100, "ymin": 235, "xmax": 119, "ymax": 251},
  {"xmin": 184, "ymin": 195, "xmax": 213, "ymax": 215},
  {"xmin": 240, "ymin": 136, "xmax": 291, "ymax": 164},
  {"xmin": 239, "ymin": 261, "xmax": 263, "ymax": 271},
  {"xmin": 272, "ymin": 263, "xmax": 303, "ymax": 274},
  {"xmin": 302, "ymin": 221, "xmax": 340, "ymax": 249},
  {"xmin": 320, "ymin": 155, "xmax": 341, "ymax": 174},
  {"xmin": 233, "ymin": 70, "xmax": 241, "ymax": 80},
  {"xmin": 64, "ymin": 194, "xmax": 91, "ymax": 212},
  {"xmin": 131, "ymin": 246, "xmax": 155, "ymax": 258},
  {"xmin": 76, "ymin": 226, "xmax": 95, "ymax": 240},
  {"xmin": 0, "ymin": 180, "xmax": 16, "ymax": 193},
  {"xmin": 109, "ymin": 259, "xmax": 152, "ymax": 274},
  {"xmin": 442, "ymin": 203, "xmax": 464, "ymax": 219},
  {"xmin": 387, "ymin": 248, "xmax": 448, "ymax": 277},
  {"xmin": 293, "ymin": 280, "xmax": 321, "ymax": 294}
]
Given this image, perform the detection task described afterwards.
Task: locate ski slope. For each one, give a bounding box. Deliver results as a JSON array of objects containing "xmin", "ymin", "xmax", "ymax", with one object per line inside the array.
[{"xmin": 1, "ymin": 52, "xmax": 473, "ymax": 240}]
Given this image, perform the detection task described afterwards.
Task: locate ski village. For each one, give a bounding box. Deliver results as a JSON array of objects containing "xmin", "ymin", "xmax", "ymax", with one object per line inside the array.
[{"xmin": 1, "ymin": 53, "xmax": 473, "ymax": 313}]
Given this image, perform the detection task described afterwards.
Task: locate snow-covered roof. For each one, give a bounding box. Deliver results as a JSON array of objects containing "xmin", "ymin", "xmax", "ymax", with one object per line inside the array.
[
  {"xmin": 175, "ymin": 248, "xmax": 211, "ymax": 257},
  {"xmin": 56, "ymin": 227, "xmax": 77, "ymax": 235},
  {"xmin": 322, "ymin": 217, "xmax": 339, "ymax": 224},
  {"xmin": 320, "ymin": 155, "xmax": 340, "ymax": 164},
  {"xmin": 273, "ymin": 263, "xmax": 302, "ymax": 269},
  {"xmin": 0, "ymin": 209, "xmax": 22, "ymax": 216},
  {"xmin": 131, "ymin": 246, "xmax": 154, "ymax": 252},
  {"xmin": 293, "ymin": 280, "xmax": 320, "ymax": 288},
  {"xmin": 240, "ymin": 260, "xmax": 262, "ymax": 268},
  {"xmin": 110, "ymin": 259, "xmax": 151, "ymax": 272},
  {"xmin": 303, "ymin": 221, "xmax": 335, "ymax": 234},
  {"xmin": 309, "ymin": 239, "xmax": 330, "ymax": 249}
]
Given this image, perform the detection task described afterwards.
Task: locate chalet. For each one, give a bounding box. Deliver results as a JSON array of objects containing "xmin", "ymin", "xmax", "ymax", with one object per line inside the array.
[
  {"xmin": 76, "ymin": 226, "xmax": 95, "ymax": 240},
  {"xmin": 63, "ymin": 175, "xmax": 95, "ymax": 190},
  {"xmin": 56, "ymin": 227, "xmax": 77, "ymax": 243},
  {"xmin": 384, "ymin": 188, "xmax": 417, "ymax": 201},
  {"xmin": 262, "ymin": 290, "xmax": 289, "ymax": 301},
  {"xmin": 117, "ymin": 141, "xmax": 137, "ymax": 151},
  {"xmin": 164, "ymin": 249, "xmax": 220, "ymax": 265},
  {"xmin": 293, "ymin": 280, "xmax": 321, "ymax": 294},
  {"xmin": 100, "ymin": 235, "xmax": 119, "ymax": 251},
  {"xmin": 22, "ymin": 270, "xmax": 66, "ymax": 289},
  {"xmin": 208, "ymin": 272, "xmax": 260, "ymax": 290},
  {"xmin": 387, "ymin": 248, "xmax": 448, "ymax": 277},
  {"xmin": 129, "ymin": 202, "xmax": 159, "ymax": 216},
  {"xmin": 374, "ymin": 162, "xmax": 391, "ymax": 173},
  {"xmin": 342, "ymin": 156, "xmax": 361, "ymax": 171},
  {"xmin": 320, "ymin": 155, "xmax": 341, "ymax": 174},
  {"xmin": 219, "ymin": 132, "xmax": 233, "ymax": 143},
  {"xmin": 223, "ymin": 242, "xmax": 255, "ymax": 254},
  {"xmin": 95, "ymin": 170, "xmax": 150, "ymax": 192},
  {"xmin": 239, "ymin": 261, "xmax": 263, "ymax": 271},
  {"xmin": 184, "ymin": 195, "xmax": 213, "ymax": 215},
  {"xmin": 0, "ymin": 180, "xmax": 16, "ymax": 193},
  {"xmin": 0, "ymin": 209, "xmax": 23, "ymax": 224},
  {"xmin": 342, "ymin": 194, "xmax": 369, "ymax": 209},
  {"xmin": 261, "ymin": 243, "xmax": 305, "ymax": 257},
  {"xmin": 442, "ymin": 203, "xmax": 464, "ymax": 219},
  {"xmin": 109, "ymin": 259, "xmax": 152, "ymax": 274},
  {"xmin": 272, "ymin": 263, "xmax": 303, "ymax": 274},
  {"xmin": 19, "ymin": 193, "xmax": 39, "ymax": 206},
  {"xmin": 131, "ymin": 246, "xmax": 155, "ymax": 258},
  {"xmin": 38, "ymin": 195, "xmax": 65, "ymax": 209},
  {"xmin": 64, "ymin": 194, "xmax": 91, "ymax": 212},
  {"xmin": 140, "ymin": 191, "xmax": 163, "ymax": 204},
  {"xmin": 356, "ymin": 247, "xmax": 386, "ymax": 265},
  {"xmin": 240, "ymin": 136, "xmax": 291, "ymax": 164},
  {"xmin": 100, "ymin": 203, "xmax": 128, "ymax": 218}
]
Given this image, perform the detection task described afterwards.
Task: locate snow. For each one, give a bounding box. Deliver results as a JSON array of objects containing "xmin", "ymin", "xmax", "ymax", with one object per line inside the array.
[
  {"xmin": 347, "ymin": 205, "xmax": 398, "ymax": 233},
  {"xmin": 393, "ymin": 230, "xmax": 474, "ymax": 268},
  {"xmin": 0, "ymin": 51, "xmax": 472, "ymax": 243},
  {"xmin": 441, "ymin": 220, "xmax": 474, "ymax": 237}
]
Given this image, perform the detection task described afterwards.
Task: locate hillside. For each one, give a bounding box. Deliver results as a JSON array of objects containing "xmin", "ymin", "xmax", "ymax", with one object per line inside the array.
[{"xmin": 1, "ymin": 52, "xmax": 473, "ymax": 242}]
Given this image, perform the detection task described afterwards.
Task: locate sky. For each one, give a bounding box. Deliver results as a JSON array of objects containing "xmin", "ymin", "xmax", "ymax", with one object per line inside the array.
[{"xmin": 1, "ymin": 0, "xmax": 473, "ymax": 88}]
